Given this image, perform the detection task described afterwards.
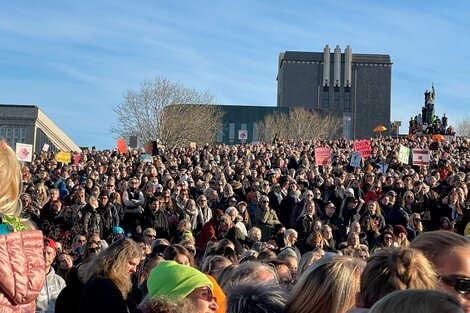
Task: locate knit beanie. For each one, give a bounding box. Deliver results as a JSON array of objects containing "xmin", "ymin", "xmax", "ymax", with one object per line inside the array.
[
  {"xmin": 207, "ymin": 275, "xmax": 226, "ymax": 313},
  {"xmin": 147, "ymin": 260, "xmax": 213, "ymax": 301}
]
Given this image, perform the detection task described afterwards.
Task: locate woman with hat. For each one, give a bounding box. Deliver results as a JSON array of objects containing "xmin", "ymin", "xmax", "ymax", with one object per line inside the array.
[{"xmin": 139, "ymin": 260, "xmax": 219, "ymax": 313}]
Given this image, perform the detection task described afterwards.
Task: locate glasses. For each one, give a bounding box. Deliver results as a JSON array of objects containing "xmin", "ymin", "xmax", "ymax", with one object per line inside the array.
[
  {"xmin": 198, "ymin": 287, "xmax": 215, "ymax": 302},
  {"xmin": 415, "ymin": 219, "xmax": 421, "ymax": 222},
  {"xmin": 199, "ymin": 199, "xmax": 207, "ymax": 202},
  {"xmin": 261, "ymin": 200, "xmax": 269, "ymax": 203},
  {"xmin": 384, "ymin": 236, "xmax": 393, "ymax": 240},
  {"xmin": 439, "ymin": 275, "xmax": 470, "ymax": 294}
]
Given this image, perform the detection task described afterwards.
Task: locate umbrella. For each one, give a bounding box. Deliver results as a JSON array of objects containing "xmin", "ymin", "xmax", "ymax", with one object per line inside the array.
[
  {"xmin": 373, "ymin": 125, "xmax": 387, "ymax": 138},
  {"xmin": 373, "ymin": 125, "xmax": 387, "ymax": 132},
  {"xmin": 432, "ymin": 134, "xmax": 445, "ymax": 141}
]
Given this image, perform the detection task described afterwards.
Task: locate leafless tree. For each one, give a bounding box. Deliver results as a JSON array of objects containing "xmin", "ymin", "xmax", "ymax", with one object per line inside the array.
[
  {"xmin": 112, "ymin": 76, "xmax": 223, "ymax": 147},
  {"xmin": 456, "ymin": 117, "xmax": 470, "ymax": 138},
  {"xmin": 256, "ymin": 107, "xmax": 343, "ymax": 143}
]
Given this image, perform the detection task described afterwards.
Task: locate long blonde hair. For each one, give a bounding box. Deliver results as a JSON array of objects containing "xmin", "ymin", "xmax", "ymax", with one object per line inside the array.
[
  {"xmin": 0, "ymin": 140, "xmax": 22, "ymax": 217},
  {"xmin": 82, "ymin": 238, "xmax": 142, "ymax": 298},
  {"xmin": 285, "ymin": 256, "xmax": 365, "ymax": 313}
]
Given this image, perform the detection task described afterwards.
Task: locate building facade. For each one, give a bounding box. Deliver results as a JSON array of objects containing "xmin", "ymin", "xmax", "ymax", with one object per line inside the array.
[
  {"xmin": 216, "ymin": 105, "xmax": 289, "ymax": 144},
  {"xmin": 0, "ymin": 104, "xmax": 80, "ymax": 153},
  {"xmin": 277, "ymin": 45, "xmax": 392, "ymax": 139}
]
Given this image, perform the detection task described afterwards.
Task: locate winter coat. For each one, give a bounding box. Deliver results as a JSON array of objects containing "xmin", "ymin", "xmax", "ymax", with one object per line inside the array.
[{"xmin": 0, "ymin": 229, "xmax": 45, "ymax": 312}]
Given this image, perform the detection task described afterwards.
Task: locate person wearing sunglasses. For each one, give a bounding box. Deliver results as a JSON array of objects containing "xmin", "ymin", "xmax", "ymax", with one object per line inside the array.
[
  {"xmin": 411, "ymin": 231, "xmax": 470, "ymax": 313},
  {"xmin": 142, "ymin": 260, "xmax": 219, "ymax": 313}
]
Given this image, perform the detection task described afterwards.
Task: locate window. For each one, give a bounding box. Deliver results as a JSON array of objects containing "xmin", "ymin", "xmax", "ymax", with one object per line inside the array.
[
  {"xmin": 229, "ymin": 123, "xmax": 235, "ymax": 142},
  {"xmin": 322, "ymin": 87, "xmax": 329, "ymax": 108},
  {"xmin": 334, "ymin": 90, "xmax": 340, "ymax": 108},
  {"xmin": 344, "ymin": 90, "xmax": 351, "ymax": 112}
]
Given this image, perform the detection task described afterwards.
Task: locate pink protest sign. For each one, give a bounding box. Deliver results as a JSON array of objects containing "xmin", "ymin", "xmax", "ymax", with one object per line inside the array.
[
  {"xmin": 315, "ymin": 148, "xmax": 332, "ymax": 166},
  {"xmin": 354, "ymin": 140, "xmax": 371, "ymax": 158}
]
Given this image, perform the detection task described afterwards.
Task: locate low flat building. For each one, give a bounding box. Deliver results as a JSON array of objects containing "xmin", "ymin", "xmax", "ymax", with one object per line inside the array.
[{"xmin": 0, "ymin": 104, "xmax": 80, "ymax": 153}]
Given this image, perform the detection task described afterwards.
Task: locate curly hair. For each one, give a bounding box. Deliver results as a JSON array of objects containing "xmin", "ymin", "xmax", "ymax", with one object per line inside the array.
[{"xmin": 82, "ymin": 238, "xmax": 142, "ymax": 298}]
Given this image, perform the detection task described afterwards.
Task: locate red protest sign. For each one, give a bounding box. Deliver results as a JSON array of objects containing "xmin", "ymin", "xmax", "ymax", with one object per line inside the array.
[
  {"xmin": 117, "ymin": 138, "xmax": 128, "ymax": 154},
  {"xmin": 315, "ymin": 148, "xmax": 332, "ymax": 166},
  {"xmin": 354, "ymin": 140, "xmax": 371, "ymax": 158}
]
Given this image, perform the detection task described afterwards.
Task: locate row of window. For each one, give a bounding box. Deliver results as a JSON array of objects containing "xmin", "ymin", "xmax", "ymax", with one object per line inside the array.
[
  {"xmin": 321, "ymin": 87, "xmax": 351, "ymax": 112},
  {"xmin": 0, "ymin": 126, "xmax": 27, "ymax": 148}
]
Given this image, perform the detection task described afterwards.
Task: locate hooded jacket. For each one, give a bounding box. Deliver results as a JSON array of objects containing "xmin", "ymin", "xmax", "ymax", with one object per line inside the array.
[{"xmin": 0, "ymin": 229, "xmax": 45, "ymax": 312}]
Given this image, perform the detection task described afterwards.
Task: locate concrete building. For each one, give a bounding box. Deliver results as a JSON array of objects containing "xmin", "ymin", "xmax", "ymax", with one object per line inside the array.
[
  {"xmin": 215, "ymin": 105, "xmax": 289, "ymax": 144},
  {"xmin": 0, "ymin": 104, "xmax": 81, "ymax": 153},
  {"xmin": 277, "ymin": 45, "xmax": 392, "ymax": 139}
]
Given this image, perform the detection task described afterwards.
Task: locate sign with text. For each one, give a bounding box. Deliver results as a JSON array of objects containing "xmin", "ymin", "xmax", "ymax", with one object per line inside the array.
[
  {"xmin": 412, "ymin": 149, "xmax": 430, "ymax": 166},
  {"xmin": 56, "ymin": 151, "xmax": 71, "ymax": 164},
  {"xmin": 398, "ymin": 145, "xmax": 410, "ymax": 164},
  {"xmin": 16, "ymin": 143, "xmax": 33, "ymax": 162},
  {"xmin": 42, "ymin": 143, "xmax": 50, "ymax": 152},
  {"xmin": 314, "ymin": 147, "xmax": 332, "ymax": 166},
  {"xmin": 353, "ymin": 140, "xmax": 371, "ymax": 158},
  {"xmin": 349, "ymin": 151, "xmax": 362, "ymax": 167}
]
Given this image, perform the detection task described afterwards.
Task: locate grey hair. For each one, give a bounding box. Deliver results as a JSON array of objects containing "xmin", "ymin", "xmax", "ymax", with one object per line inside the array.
[
  {"xmin": 225, "ymin": 261, "xmax": 279, "ymax": 293},
  {"xmin": 226, "ymin": 283, "xmax": 287, "ymax": 313}
]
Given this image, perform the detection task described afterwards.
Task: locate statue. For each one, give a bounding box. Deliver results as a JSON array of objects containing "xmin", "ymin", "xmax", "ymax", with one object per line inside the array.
[{"xmin": 424, "ymin": 84, "xmax": 435, "ymax": 125}]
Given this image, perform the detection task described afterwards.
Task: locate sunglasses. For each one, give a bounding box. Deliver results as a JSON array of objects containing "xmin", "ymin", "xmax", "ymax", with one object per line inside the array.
[
  {"xmin": 440, "ymin": 275, "xmax": 470, "ymax": 294},
  {"xmin": 198, "ymin": 287, "xmax": 216, "ymax": 302},
  {"xmin": 415, "ymin": 219, "xmax": 422, "ymax": 222}
]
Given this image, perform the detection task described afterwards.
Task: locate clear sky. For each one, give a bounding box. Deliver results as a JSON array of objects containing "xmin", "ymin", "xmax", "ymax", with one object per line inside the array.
[{"xmin": 1, "ymin": 1, "xmax": 469, "ymax": 149}]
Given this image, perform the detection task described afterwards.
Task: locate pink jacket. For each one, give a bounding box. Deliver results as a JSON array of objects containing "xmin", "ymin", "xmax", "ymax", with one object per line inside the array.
[{"xmin": 0, "ymin": 230, "xmax": 45, "ymax": 312}]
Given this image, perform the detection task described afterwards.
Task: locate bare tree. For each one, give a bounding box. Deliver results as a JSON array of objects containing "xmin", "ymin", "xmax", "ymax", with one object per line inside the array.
[
  {"xmin": 257, "ymin": 107, "xmax": 343, "ymax": 143},
  {"xmin": 112, "ymin": 76, "xmax": 223, "ymax": 147},
  {"xmin": 456, "ymin": 117, "xmax": 470, "ymax": 138}
]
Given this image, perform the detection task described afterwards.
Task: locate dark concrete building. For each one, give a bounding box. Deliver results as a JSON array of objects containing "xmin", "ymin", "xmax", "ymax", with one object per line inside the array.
[
  {"xmin": 277, "ymin": 45, "xmax": 392, "ymax": 139},
  {"xmin": 216, "ymin": 105, "xmax": 289, "ymax": 144}
]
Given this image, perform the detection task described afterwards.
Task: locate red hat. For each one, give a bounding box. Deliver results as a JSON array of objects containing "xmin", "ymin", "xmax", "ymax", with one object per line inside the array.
[
  {"xmin": 44, "ymin": 238, "xmax": 56, "ymax": 250},
  {"xmin": 393, "ymin": 225, "xmax": 407, "ymax": 237}
]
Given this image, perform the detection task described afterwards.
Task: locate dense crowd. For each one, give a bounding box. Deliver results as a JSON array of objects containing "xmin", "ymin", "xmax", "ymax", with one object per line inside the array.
[{"xmin": 1, "ymin": 135, "xmax": 470, "ymax": 313}]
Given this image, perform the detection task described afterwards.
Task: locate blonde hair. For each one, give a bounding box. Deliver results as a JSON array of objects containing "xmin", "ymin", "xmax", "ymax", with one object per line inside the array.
[
  {"xmin": 359, "ymin": 247, "xmax": 437, "ymax": 308},
  {"xmin": 285, "ymin": 256, "xmax": 365, "ymax": 313},
  {"xmin": 82, "ymin": 238, "xmax": 142, "ymax": 298},
  {"xmin": 369, "ymin": 289, "xmax": 461, "ymax": 313},
  {"xmin": 0, "ymin": 141, "xmax": 22, "ymax": 217},
  {"xmin": 410, "ymin": 230, "xmax": 470, "ymax": 268}
]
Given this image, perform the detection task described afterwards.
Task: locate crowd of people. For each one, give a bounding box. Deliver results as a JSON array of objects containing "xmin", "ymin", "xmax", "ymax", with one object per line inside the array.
[{"xmin": 1, "ymin": 134, "xmax": 470, "ymax": 312}]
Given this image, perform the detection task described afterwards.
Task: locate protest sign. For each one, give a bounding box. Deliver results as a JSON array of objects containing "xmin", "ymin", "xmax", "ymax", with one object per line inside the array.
[
  {"xmin": 349, "ymin": 151, "xmax": 362, "ymax": 167},
  {"xmin": 56, "ymin": 151, "xmax": 71, "ymax": 163},
  {"xmin": 412, "ymin": 149, "xmax": 430, "ymax": 166},
  {"xmin": 354, "ymin": 140, "xmax": 371, "ymax": 158},
  {"xmin": 315, "ymin": 147, "xmax": 332, "ymax": 166},
  {"xmin": 42, "ymin": 143, "xmax": 50, "ymax": 152},
  {"xmin": 139, "ymin": 153, "xmax": 153, "ymax": 163},
  {"xmin": 398, "ymin": 145, "xmax": 410, "ymax": 164},
  {"xmin": 16, "ymin": 143, "xmax": 33, "ymax": 162},
  {"xmin": 117, "ymin": 138, "xmax": 128, "ymax": 154}
]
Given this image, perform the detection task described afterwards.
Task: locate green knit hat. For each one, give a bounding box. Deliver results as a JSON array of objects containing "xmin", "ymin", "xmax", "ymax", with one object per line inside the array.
[{"xmin": 147, "ymin": 260, "xmax": 213, "ymax": 301}]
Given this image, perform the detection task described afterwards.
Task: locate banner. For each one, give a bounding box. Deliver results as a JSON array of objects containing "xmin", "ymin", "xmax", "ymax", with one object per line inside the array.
[
  {"xmin": 354, "ymin": 140, "xmax": 371, "ymax": 158},
  {"xmin": 16, "ymin": 143, "xmax": 33, "ymax": 162},
  {"xmin": 398, "ymin": 145, "xmax": 410, "ymax": 164},
  {"xmin": 56, "ymin": 151, "xmax": 71, "ymax": 163},
  {"xmin": 139, "ymin": 154, "xmax": 153, "ymax": 163},
  {"xmin": 412, "ymin": 149, "xmax": 430, "ymax": 166},
  {"xmin": 314, "ymin": 147, "xmax": 332, "ymax": 166},
  {"xmin": 117, "ymin": 138, "xmax": 128, "ymax": 154},
  {"xmin": 349, "ymin": 151, "xmax": 362, "ymax": 167}
]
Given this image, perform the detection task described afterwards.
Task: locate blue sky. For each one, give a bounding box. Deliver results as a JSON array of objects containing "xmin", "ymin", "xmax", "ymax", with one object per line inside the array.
[{"xmin": 1, "ymin": 1, "xmax": 469, "ymax": 149}]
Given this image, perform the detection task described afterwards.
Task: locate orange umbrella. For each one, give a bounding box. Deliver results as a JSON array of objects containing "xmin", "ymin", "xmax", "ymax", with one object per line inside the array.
[
  {"xmin": 373, "ymin": 125, "xmax": 387, "ymax": 132},
  {"xmin": 373, "ymin": 125, "xmax": 387, "ymax": 138},
  {"xmin": 432, "ymin": 134, "xmax": 445, "ymax": 141}
]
